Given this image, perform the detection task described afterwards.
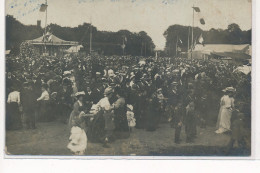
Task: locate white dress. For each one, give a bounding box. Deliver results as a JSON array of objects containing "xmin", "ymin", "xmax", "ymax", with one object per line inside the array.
[
  {"xmin": 67, "ymin": 126, "xmax": 87, "ymax": 155},
  {"xmin": 216, "ymin": 95, "xmax": 234, "ymax": 134}
]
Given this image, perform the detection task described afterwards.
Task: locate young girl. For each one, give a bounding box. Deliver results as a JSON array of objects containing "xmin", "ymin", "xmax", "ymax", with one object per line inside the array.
[
  {"xmin": 67, "ymin": 91, "xmax": 87, "ymax": 155},
  {"xmin": 67, "ymin": 117, "xmax": 87, "ymax": 155},
  {"xmin": 126, "ymin": 104, "xmax": 136, "ymax": 131}
]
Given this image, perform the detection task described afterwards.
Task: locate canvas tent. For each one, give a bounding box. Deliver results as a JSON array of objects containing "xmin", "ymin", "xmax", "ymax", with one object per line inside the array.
[
  {"xmin": 65, "ymin": 45, "xmax": 83, "ymax": 53},
  {"xmin": 27, "ymin": 33, "xmax": 78, "ymax": 55},
  {"xmin": 192, "ymin": 44, "xmax": 251, "ymax": 63}
]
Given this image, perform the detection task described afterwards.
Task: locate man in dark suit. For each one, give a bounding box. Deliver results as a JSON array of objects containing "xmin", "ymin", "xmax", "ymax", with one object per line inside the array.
[
  {"xmin": 84, "ymin": 86, "xmax": 95, "ymax": 112},
  {"xmin": 21, "ymin": 81, "xmax": 37, "ymax": 129}
]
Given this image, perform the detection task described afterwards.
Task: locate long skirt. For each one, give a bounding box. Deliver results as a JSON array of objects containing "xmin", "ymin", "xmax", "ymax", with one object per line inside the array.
[
  {"xmin": 38, "ymin": 100, "xmax": 51, "ymax": 122},
  {"xmin": 114, "ymin": 113, "xmax": 129, "ymax": 132},
  {"xmin": 216, "ymin": 106, "xmax": 232, "ymax": 132},
  {"xmin": 87, "ymin": 111, "xmax": 105, "ymax": 143},
  {"xmin": 6, "ymin": 102, "xmax": 22, "ymax": 130}
]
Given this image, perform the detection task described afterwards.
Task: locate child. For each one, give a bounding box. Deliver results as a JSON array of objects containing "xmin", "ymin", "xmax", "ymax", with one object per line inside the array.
[
  {"xmin": 67, "ymin": 113, "xmax": 87, "ymax": 155},
  {"xmin": 126, "ymin": 104, "xmax": 136, "ymax": 131}
]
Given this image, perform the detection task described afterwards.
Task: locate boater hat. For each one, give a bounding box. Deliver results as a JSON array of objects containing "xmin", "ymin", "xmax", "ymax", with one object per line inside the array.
[{"xmin": 75, "ymin": 91, "xmax": 86, "ymax": 97}]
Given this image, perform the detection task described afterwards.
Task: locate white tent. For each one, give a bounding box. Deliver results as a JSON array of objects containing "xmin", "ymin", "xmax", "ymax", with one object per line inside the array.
[
  {"xmin": 65, "ymin": 45, "xmax": 83, "ymax": 53},
  {"xmin": 233, "ymin": 65, "xmax": 251, "ymax": 75}
]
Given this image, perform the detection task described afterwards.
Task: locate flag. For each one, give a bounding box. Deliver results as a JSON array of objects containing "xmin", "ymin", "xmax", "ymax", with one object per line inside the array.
[
  {"xmin": 39, "ymin": 4, "xmax": 48, "ymax": 12},
  {"xmin": 48, "ymin": 35, "xmax": 53, "ymax": 42},
  {"xmin": 200, "ymin": 18, "xmax": 205, "ymax": 25},
  {"xmin": 192, "ymin": 7, "xmax": 200, "ymax": 12},
  {"xmin": 198, "ymin": 34, "xmax": 205, "ymax": 46},
  {"xmin": 177, "ymin": 46, "xmax": 182, "ymax": 52}
]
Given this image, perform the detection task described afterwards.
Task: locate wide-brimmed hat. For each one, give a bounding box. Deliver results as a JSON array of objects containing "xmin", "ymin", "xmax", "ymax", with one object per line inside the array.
[
  {"xmin": 75, "ymin": 91, "xmax": 85, "ymax": 97},
  {"xmin": 222, "ymin": 87, "xmax": 236, "ymax": 92},
  {"xmin": 63, "ymin": 71, "xmax": 71, "ymax": 75}
]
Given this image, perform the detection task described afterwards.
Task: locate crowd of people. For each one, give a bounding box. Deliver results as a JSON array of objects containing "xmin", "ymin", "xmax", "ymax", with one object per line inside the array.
[{"xmin": 6, "ymin": 49, "xmax": 251, "ymax": 154}]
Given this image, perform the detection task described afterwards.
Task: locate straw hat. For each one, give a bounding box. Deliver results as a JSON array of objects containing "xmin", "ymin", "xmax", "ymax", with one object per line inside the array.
[
  {"xmin": 222, "ymin": 87, "xmax": 236, "ymax": 92},
  {"xmin": 75, "ymin": 91, "xmax": 85, "ymax": 97}
]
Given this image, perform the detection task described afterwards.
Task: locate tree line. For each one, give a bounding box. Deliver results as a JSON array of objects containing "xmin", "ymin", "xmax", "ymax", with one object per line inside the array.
[
  {"xmin": 6, "ymin": 15, "xmax": 155, "ymax": 56},
  {"xmin": 163, "ymin": 24, "xmax": 251, "ymax": 56}
]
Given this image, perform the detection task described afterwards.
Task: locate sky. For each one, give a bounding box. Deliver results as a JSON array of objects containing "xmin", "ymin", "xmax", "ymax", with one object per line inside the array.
[{"xmin": 6, "ymin": 0, "xmax": 252, "ymax": 49}]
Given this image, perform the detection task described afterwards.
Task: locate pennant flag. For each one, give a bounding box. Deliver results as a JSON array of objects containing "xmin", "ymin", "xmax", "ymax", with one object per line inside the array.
[
  {"xmin": 48, "ymin": 35, "xmax": 53, "ymax": 42},
  {"xmin": 192, "ymin": 7, "xmax": 200, "ymax": 12},
  {"xmin": 198, "ymin": 34, "xmax": 205, "ymax": 46},
  {"xmin": 39, "ymin": 4, "xmax": 48, "ymax": 12},
  {"xmin": 200, "ymin": 18, "xmax": 205, "ymax": 25}
]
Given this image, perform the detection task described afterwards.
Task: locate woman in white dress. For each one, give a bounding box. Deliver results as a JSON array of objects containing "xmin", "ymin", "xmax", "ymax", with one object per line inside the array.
[{"xmin": 215, "ymin": 87, "xmax": 235, "ymax": 134}]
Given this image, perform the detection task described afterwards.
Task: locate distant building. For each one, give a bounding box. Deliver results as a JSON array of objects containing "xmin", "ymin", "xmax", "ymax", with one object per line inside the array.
[{"xmin": 191, "ymin": 44, "xmax": 251, "ymax": 64}]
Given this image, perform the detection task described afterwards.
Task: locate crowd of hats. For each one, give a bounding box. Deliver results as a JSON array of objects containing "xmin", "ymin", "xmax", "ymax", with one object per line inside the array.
[{"xmin": 6, "ymin": 43, "xmax": 251, "ymax": 113}]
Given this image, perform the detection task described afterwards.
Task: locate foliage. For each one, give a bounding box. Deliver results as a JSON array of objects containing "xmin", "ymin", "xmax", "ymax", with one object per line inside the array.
[{"xmin": 6, "ymin": 15, "xmax": 155, "ymax": 56}]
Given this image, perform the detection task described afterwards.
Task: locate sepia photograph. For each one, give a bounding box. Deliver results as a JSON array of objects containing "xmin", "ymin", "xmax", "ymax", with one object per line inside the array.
[{"xmin": 4, "ymin": 0, "xmax": 252, "ymax": 157}]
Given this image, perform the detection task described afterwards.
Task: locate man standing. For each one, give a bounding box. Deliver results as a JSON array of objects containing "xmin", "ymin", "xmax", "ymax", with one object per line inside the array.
[{"xmin": 21, "ymin": 81, "xmax": 36, "ymax": 129}]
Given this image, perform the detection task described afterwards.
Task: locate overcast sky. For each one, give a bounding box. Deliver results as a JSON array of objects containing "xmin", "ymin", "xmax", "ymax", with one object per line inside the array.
[{"xmin": 6, "ymin": 0, "xmax": 252, "ymax": 49}]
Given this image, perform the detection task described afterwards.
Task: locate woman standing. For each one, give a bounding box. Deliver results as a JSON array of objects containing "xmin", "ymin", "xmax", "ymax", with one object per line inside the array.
[
  {"xmin": 7, "ymin": 87, "xmax": 22, "ymax": 130},
  {"xmin": 37, "ymin": 84, "xmax": 50, "ymax": 122},
  {"xmin": 215, "ymin": 87, "xmax": 235, "ymax": 134},
  {"xmin": 96, "ymin": 87, "xmax": 115, "ymax": 147},
  {"xmin": 68, "ymin": 91, "xmax": 85, "ymax": 129},
  {"xmin": 112, "ymin": 88, "xmax": 128, "ymax": 133}
]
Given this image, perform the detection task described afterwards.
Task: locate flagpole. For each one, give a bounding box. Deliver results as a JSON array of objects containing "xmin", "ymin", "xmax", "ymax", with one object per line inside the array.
[
  {"xmin": 145, "ymin": 42, "xmax": 146, "ymax": 57},
  {"xmin": 191, "ymin": 5, "xmax": 194, "ymax": 59},
  {"xmin": 45, "ymin": 0, "xmax": 47, "ymax": 35},
  {"xmin": 90, "ymin": 16, "xmax": 92, "ymax": 54},
  {"xmin": 176, "ymin": 36, "xmax": 178, "ymax": 57},
  {"xmin": 141, "ymin": 42, "xmax": 143, "ymax": 56},
  {"xmin": 188, "ymin": 26, "xmax": 190, "ymax": 54},
  {"xmin": 122, "ymin": 37, "xmax": 125, "ymax": 55},
  {"xmin": 44, "ymin": 0, "xmax": 48, "ymax": 54}
]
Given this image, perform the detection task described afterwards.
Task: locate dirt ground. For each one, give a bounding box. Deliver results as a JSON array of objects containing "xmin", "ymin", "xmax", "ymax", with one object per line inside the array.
[{"xmin": 5, "ymin": 120, "xmax": 250, "ymax": 157}]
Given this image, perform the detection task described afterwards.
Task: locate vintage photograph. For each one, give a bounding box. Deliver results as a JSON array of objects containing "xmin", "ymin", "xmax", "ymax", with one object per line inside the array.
[{"xmin": 5, "ymin": 0, "xmax": 252, "ymax": 157}]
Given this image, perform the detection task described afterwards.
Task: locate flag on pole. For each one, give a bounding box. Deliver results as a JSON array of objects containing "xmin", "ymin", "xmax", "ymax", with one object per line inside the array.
[
  {"xmin": 39, "ymin": 4, "xmax": 48, "ymax": 12},
  {"xmin": 200, "ymin": 18, "xmax": 205, "ymax": 25},
  {"xmin": 192, "ymin": 7, "xmax": 200, "ymax": 12},
  {"xmin": 192, "ymin": 6, "xmax": 206, "ymax": 25}
]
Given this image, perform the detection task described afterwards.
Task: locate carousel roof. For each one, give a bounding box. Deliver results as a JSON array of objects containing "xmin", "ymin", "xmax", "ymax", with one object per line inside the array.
[{"xmin": 28, "ymin": 33, "xmax": 78, "ymax": 46}]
